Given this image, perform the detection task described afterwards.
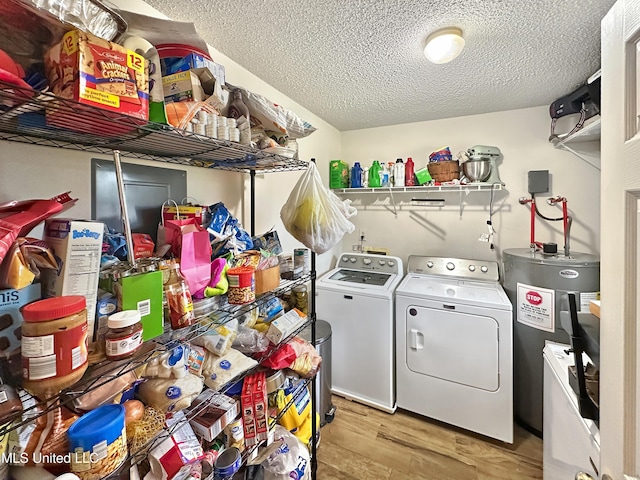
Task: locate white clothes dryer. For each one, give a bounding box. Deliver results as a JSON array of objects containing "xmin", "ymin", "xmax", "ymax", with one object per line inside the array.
[
  {"xmin": 317, "ymin": 252, "xmax": 403, "ymax": 413},
  {"xmin": 395, "ymin": 256, "xmax": 513, "ymax": 443}
]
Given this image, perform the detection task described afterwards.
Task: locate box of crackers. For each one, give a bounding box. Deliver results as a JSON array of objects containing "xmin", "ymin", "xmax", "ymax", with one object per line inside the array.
[{"xmin": 44, "ymin": 29, "xmax": 149, "ymax": 134}]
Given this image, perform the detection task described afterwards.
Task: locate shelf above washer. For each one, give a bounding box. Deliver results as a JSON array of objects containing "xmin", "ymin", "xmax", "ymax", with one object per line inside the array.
[{"xmin": 333, "ymin": 183, "xmax": 504, "ymax": 194}]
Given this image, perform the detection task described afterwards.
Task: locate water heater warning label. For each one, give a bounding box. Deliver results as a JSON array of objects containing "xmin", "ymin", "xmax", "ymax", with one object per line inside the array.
[{"xmin": 516, "ymin": 282, "xmax": 555, "ymax": 332}]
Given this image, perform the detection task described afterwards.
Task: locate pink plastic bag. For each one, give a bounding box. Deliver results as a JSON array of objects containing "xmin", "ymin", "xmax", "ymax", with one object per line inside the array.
[{"xmin": 179, "ymin": 228, "xmax": 212, "ymax": 296}]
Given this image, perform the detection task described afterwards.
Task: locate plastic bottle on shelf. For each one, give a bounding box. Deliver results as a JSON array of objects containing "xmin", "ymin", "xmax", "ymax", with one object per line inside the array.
[
  {"xmin": 387, "ymin": 162, "xmax": 395, "ymax": 186},
  {"xmin": 228, "ymin": 89, "xmax": 250, "ymax": 125},
  {"xmin": 405, "ymin": 157, "xmax": 416, "ymax": 186},
  {"xmin": 165, "ymin": 263, "xmax": 195, "ymax": 330},
  {"xmin": 369, "ymin": 161, "xmax": 382, "ymax": 187},
  {"xmin": 394, "ymin": 158, "xmax": 405, "ymax": 187},
  {"xmin": 350, "ymin": 162, "xmax": 363, "ymax": 188},
  {"xmin": 381, "ymin": 163, "xmax": 390, "ymax": 187},
  {"xmin": 362, "ymin": 167, "xmax": 369, "ymax": 187}
]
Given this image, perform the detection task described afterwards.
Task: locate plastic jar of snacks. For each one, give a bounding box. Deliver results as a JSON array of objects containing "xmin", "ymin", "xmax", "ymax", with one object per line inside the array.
[
  {"xmin": 227, "ymin": 267, "xmax": 255, "ymax": 304},
  {"xmin": 68, "ymin": 404, "xmax": 127, "ymax": 480},
  {"xmin": 105, "ymin": 310, "xmax": 143, "ymax": 361},
  {"xmin": 21, "ymin": 296, "xmax": 89, "ymax": 396}
]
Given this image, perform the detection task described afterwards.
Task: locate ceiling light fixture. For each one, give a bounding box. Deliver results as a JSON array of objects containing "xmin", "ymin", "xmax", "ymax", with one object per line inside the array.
[{"xmin": 424, "ymin": 27, "xmax": 465, "ymax": 64}]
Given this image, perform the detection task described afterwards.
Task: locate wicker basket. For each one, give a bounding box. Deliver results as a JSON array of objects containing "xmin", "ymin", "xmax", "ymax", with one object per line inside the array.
[{"xmin": 427, "ymin": 160, "xmax": 460, "ymax": 182}]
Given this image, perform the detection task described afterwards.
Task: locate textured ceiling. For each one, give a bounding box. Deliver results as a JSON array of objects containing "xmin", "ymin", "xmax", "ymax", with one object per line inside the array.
[{"xmin": 145, "ymin": 0, "xmax": 614, "ymax": 131}]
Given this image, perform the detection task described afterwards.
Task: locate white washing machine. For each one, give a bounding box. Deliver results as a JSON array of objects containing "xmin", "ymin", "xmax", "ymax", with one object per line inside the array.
[
  {"xmin": 395, "ymin": 256, "xmax": 513, "ymax": 443},
  {"xmin": 316, "ymin": 252, "xmax": 403, "ymax": 413}
]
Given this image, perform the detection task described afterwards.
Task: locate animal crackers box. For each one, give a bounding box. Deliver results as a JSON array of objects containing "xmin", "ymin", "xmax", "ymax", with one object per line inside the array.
[{"xmin": 44, "ymin": 29, "xmax": 149, "ymax": 133}]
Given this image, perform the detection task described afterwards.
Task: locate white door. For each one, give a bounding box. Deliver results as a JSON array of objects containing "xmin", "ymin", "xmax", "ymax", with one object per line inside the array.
[
  {"xmin": 601, "ymin": 0, "xmax": 640, "ymax": 476},
  {"xmin": 405, "ymin": 305, "xmax": 499, "ymax": 391}
]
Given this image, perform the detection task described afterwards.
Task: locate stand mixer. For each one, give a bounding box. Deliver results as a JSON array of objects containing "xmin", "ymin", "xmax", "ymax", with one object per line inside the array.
[{"xmin": 467, "ymin": 145, "xmax": 505, "ymax": 185}]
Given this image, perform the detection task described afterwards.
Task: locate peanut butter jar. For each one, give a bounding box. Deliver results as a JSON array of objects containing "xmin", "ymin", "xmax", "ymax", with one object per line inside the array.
[{"xmin": 21, "ymin": 296, "xmax": 89, "ymax": 397}]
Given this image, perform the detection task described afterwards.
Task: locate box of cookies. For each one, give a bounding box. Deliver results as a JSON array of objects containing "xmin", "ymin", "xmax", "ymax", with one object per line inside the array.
[
  {"xmin": 0, "ymin": 283, "xmax": 41, "ymax": 361},
  {"xmin": 44, "ymin": 29, "xmax": 149, "ymax": 134}
]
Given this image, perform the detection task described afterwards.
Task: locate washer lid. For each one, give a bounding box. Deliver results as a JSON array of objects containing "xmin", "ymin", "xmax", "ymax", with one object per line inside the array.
[
  {"xmin": 327, "ymin": 268, "xmax": 392, "ymax": 287},
  {"xmin": 397, "ymin": 274, "xmax": 512, "ymax": 310},
  {"xmin": 318, "ymin": 268, "xmax": 401, "ymax": 292}
]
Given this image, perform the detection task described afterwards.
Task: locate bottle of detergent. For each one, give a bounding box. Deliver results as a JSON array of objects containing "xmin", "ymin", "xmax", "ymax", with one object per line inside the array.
[
  {"xmin": 362, "ymin": 167, "xmax": 369, "ymax": 187},
  {"xmin": 388, "ymin": 162, "xmax": 396, "ymax": 186},
  {"xmin": 381, "ymin": 163, "xmax": 390, "ymax": 187},
  {"xmin": 394, "ymin": 158, "xmax": 405, "ymax": 187},
  {"xmin": 405, "ymin": 157, "xmax": 416, "ymax": 186},
  {"xmin": 369, "ymin": 161, "xmax": 382, "ymax": 187},
  {"xmin": 350, "ymin": 162, "xmax": 363, "ymax": 188}
]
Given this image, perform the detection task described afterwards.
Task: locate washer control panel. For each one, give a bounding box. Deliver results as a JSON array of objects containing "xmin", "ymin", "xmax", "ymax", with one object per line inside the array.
[
  {"xmin": 337, "ymin": 253, "xmax": 402, "ymax": 275},
  {"xmin": 406, "ymin": 256, "xmax": 500, "ymax": 281}
]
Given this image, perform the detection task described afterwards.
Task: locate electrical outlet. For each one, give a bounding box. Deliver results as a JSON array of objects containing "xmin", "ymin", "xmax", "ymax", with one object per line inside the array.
[
  {"xmin": 352, "ymin": 244, "xmax": 361, "ymax": 252},
  {"xmin": 478, "ymin": 233, "xmax": 490, "ymax": 242}
]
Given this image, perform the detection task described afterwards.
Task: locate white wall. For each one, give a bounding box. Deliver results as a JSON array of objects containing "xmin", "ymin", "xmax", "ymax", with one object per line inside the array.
[
  {"xmin": 339, "ymin": 106, "xmax": 601, "ymax": 271},
  {"xmin": 0, "ymin": 0, "xmax": 599, "ymax": 276},
  {"xmin": 0, "ymin": 0, "xmax": 341, "ymax": 273}
]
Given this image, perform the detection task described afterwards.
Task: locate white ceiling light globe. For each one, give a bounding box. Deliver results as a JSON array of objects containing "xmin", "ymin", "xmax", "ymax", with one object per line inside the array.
[{"xmin": 424, "ymin": 27, "xmax": 465, "ymax": 64}]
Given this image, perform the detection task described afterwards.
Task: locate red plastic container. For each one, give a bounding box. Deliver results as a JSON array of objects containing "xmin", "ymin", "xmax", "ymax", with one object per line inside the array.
[{"xmin": 227, "ymin": 267, "xmax": 255, "ymax": 304}]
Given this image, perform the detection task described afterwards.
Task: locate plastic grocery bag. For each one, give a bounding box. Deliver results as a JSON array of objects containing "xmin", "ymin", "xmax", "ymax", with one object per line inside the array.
[
  {"xmin": 280, "ymin": 163, "xmax": 356, "ymax": 254},
  {"xmin": 262, "ymin": 425, "xmax": 311, "ymax": 480}
]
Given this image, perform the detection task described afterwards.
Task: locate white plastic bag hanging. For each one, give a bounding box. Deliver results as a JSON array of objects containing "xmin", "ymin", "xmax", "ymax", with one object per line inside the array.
[{"xmin": 280, "ymin": 163, "xmax": 356, "ymax": 254}]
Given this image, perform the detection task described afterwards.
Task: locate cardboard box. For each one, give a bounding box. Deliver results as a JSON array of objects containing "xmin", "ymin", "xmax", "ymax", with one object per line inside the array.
[
  {"xmin": 42, "ymin": 219, "xmax": 104, "ymax": 337},
  {"xmin": 0, "ymin": 283, "xmax": 41, "ymax": 359},
  {"xmin": 255, "ymin": 265, "xmax": 280, "ymax": 296},
  {"xmin": 415, "ymin": 167, "xmax": 432, "ymax": 185},
  {"xmin": 329, "ymin": 160, "xmax": 349, "ymax": 189},
  {"xmin": 242, "ymin": 375, "xmax": 258, "ymax": 447},
  {"xmin": 266, "ymin": 308, "xmax": 307, "ymax": 345},
  {"xmin": 253, "ymin": 371, "xmax": 268, "ymax": 442},
  {"xmin": 113, "ymin": 270, "xmax": 164, "ymax": 341},
  {"xmin": 163, "ymin": 70, "xmax": 206, "ymax": 103},
  {"xmin": 162, "ymin": 53, "xmax": 226, "ymax": 86},
  {"xmin": 44, "ymin": 29, "xmax": 149, "ymax": 133},
  {"xmin": 94, "ymin": 289, "xmax": 117, "ymax": 343},
  {"xmin": 189, "ymin": 390, "xmax": 239, "ymax": 442}
]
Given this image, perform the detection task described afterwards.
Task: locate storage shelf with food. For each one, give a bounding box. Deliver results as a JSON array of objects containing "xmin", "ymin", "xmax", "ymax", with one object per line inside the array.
[
  {"xmin": 101, "ymin": 314, "xmax": 317, "ymax": 479},
  {"xmin": 0, "ymin": 80, "xmax": 307, "ymax": 173},
  {"xmin": 0, "ymin": 9, "xmax": 320, "ymax": 477},
  {"xmin": 0, "ymin": 273, "xmax": 313, "ymax": 438}
]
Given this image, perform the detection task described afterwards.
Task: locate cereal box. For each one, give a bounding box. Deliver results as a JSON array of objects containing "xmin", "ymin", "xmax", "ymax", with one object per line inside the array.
[
  {"xmin": 44, "ymin": 29, "xmax": 149, "ymax": 133},
  {"xmin": 41, "ymin": 219, "xmax": 104, "ymax": 338}
]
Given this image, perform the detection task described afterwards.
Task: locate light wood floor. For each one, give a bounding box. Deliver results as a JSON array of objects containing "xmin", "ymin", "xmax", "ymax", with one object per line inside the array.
[{"xmin": 316, "ymin": 396, "xmax": 543, "ymax": 480}]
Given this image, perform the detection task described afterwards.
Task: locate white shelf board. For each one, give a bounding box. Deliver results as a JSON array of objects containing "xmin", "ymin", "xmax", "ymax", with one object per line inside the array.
[
  {"xmin": 333, "ymin": 183, "xmax": 504, "ymax": 194},
  {"xmin": 552, "ymin": 117, "xmax": 601, "ymax": 146}
]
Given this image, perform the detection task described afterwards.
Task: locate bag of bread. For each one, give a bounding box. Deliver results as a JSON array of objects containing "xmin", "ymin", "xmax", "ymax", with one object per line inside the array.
[{"xmin": 138, "ymin": 372, "xmax": 204, "ymax": 413}]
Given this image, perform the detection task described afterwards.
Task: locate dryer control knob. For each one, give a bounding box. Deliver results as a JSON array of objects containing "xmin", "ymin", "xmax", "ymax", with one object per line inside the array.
[
  {"xmin": 469, "ymin": 265, "xmax": 476, "ymax": 272},
  {"xmin": 342, "ymin": 256, "xmax": 349, "ymax": 262},
  {"xmin": 378, "ymin": 260, "xmax": 386, "ymax": 266},
  {"xmin": 481, "ymin": 265, "xmax": 489, "ymax": 273},
  {"xmin": 350, "ymin": 257, "xmax": 357, "ymax": 263},
  {"xmin": 387, "ymin": 261, "xmax": 395, "ymax": 267},
  {"xmin": 446, "ymin": 262, "xmax": 455, "ymax": 271},
  {"xmin": 363, "ymin": 258, "xmax": 372, "ymax": 265},
  {"xmin": 426, "ymin": 261, "xmax": 434, "ymax": 268}
]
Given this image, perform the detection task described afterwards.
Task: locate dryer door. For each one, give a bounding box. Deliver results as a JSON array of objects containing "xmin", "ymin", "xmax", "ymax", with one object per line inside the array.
[{"xmin": 406, "ymin": 305, "xmax": 499, "ymax": 391}]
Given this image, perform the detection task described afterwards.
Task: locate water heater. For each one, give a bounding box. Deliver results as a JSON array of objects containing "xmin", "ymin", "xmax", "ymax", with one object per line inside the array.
[{"xmin": 502, "ymin": 248, "xmax": 600, "ymax": 435}]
